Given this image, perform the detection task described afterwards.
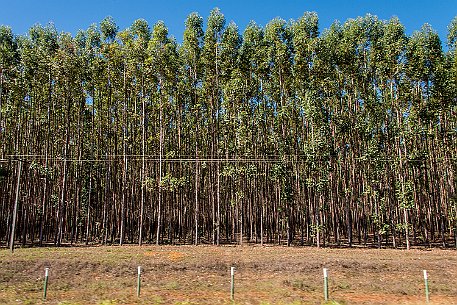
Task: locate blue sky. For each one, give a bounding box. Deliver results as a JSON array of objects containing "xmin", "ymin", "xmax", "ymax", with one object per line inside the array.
[{"xmin": 0, "ymin": 0, "xmax": 456, "ymax": 44}]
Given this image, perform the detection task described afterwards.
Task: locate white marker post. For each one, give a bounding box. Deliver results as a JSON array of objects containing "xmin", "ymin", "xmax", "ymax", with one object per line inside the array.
[
  {"xmin": 323, "ymin": 268, "xmax": 329, "ymax": 302},
  {"xmin": 423, "ymin": 270, "xmax": 430, "ymax": 303},
  {"xmin": 43, "ymin": 268, "xmax": 49, "ymax": 300},
  {"xmin": 137, "ymin": 266, "xmax": 141, "ymax": 297},
  {"xmin": 230, "ymin": 266, "xmax": 235, "ymax": 301}
]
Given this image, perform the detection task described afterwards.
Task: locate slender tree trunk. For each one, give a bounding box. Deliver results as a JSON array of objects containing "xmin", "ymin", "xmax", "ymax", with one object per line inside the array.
[
  {"xmin": 120, "ymin": 67, "xmax": 127, "ymax": 246},
  {"xmin": 139, "ymin": 94, "xmax": 146, "ymax": 246},
  {"xmin": 261, "ymin": 202, "xmax": 264, "ymax": 246},
  {"xmin": 85, "ymin": 175, "xmax": 92, "ymax": 245},
  {"xmin": 216, "ymin": 162, "xmax": 220, "ymax": 245},
  {"xmin": 194, "ymin": 147, "xmax": 199, "ymax": 245},
  {"xmin": 57, "ymin": 92, "xmax": 71, "ymax": 247},
  {"xmin": 156, "ymin": 93, "xmax": 163, "ymax": 246}
]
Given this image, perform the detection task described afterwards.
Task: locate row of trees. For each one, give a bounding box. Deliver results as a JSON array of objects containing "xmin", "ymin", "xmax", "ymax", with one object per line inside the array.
[{"xmin": 1, "ymin": 10, "xmax": 457, "ymax": 248}]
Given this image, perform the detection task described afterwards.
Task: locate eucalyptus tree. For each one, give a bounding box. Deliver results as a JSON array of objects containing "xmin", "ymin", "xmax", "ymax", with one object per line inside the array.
[
  {"xmin": 449, "ymin": 16, "xmax": 457, "ymax": 104},
  {"xmin": 0, "ymin": 26, "xmax": 18, "ymax": 159},
  {"xmin": 180, "ymin": 12, "xmax": 204, "ymax": 245},
  {"xmin": 337, "ymin": 18, "xmax": 368, "ymax": 246},
  {"xmin": 0, "ymin": 27, "xmax": 17, "ymax": 245},
  {"xmin": 3, "ymin": 11, "xmax": 457, "ymax": 248},
  {"xmin": 237, "ymin": 21, "xmax": 268, "ymax": 244},
  {"xmin": 52, "ymin": 31, "xmax": 86, "ymax": 246},
  {"xmin": 0, "ymin": 26, "xmax": 18, "ymax": 245},
  {"xmin": 291, "ymin": 12, "xmax": 319, "ymax": 245},
  {"xmin": 405, "ymin": 24, "xmax": 443, "ymax": 248},
  {"xmin": 113, "ymin": 18, "xmax": 151, "ymax": 245},
  {"xmin": 118, "ymin": 25, "xmax": 133, "ymax": 247},
  {"xmin": 19, "ymin": 24, "xmax": 61, "ymax": 245},
  {"xmin": 129, "ymin": 19, "xmax": 150, "ymax": 246},
  {"xmin": 146, "ymin": 20, "xmax": 179, "ymax": 245},
  {"xmin": 347, "ymin": 15, "xmax": 386, "ymax": 247},
  {"xmin": 372, "ymin": 17, "xmax": 407, "ymax": 247},
  {"xmin": 75, "ymin": 23, "xmax": 102, "ymax": 245},
  {"xmin": 219, "ymin": 21, "xmax": 247, "ymax": 243},
  {"xmin": 446, "ymin": 17, "xmax": 457, "ymax": 245},
  {"xmin": 99, "ymin": 16, "xmax": 124, "ymax": 245},
  {"xmin": 201, "ymin": 8, "xmax": 226, "ymax": 245},
  {"xmin": 263, "ymin": 18, "xmax": 296, "ymax": 245}
]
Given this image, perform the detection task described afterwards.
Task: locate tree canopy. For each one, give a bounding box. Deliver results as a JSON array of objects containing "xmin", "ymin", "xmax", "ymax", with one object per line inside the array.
[{"xmin": 1, "ymin": 11, "xmax": 457, "ymax": 249}]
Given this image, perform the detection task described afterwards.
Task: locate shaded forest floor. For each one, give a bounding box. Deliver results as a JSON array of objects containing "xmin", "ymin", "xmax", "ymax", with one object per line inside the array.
[{"xmin": 1, "ymin": 245, "xmax": 457, "ymax": 305}]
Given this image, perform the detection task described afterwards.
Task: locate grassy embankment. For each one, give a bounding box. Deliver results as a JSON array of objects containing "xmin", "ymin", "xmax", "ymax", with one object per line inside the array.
[{"xmin": 1, "ymin": 245, "xmax": 457, "ymax": 304}]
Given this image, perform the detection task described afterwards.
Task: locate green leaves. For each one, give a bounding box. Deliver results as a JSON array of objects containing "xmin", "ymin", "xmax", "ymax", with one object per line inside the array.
[
  {"xmin": 447, "ymin": 16, "xmax": 457, "ymax": 50},
  {"xmin": 406, "ymin": 23, "xmax": 443, "ymax": 82},
  {"xmin": 395, "ymin": 180, "xmax": 415, "ymax": 210},
  {"xmin": 131, "ymin": 19, "xmax": 151, "ymax": 42},
  {"xmin": 160, "ymin": 173, "xmax": 187, "ymax": 191},
  {"xmin": 0, "ymin": 26, "xmax": 17, "ymax": 67},
  {"xmin": 2, "ymin": 9, "xmax": 457, "ymax": 248},
  {"xmin": 182, "ymin": 12, "xmax": 204, "ymax": 65},
  {"xmin": 30, "ymin": 161, "xmax": 55, "ymax": 180},
  {"xmin": 100, "ymin": 16, "xmax": 118, "ymax": 42}
]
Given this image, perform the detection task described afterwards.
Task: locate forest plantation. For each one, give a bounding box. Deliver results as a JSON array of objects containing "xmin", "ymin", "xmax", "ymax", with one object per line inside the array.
[{"xmin": 1, "ymin": 9, "xmax": 457, "ymax": 249}]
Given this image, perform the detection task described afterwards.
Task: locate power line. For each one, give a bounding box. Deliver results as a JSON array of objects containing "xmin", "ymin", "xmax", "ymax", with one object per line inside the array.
[
  {"xmin": 1, "ymin": 155, "xmax": 450, "ymax": 163},
  {"xmin": 3, "ymin": 157, "xmax": 301, "ymax": 163}
]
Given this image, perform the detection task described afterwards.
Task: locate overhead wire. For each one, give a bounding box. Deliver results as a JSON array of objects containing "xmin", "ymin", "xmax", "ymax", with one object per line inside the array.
[{"xmin": 1, "ymin": 154, "xmax": 450, "ymax": 163}]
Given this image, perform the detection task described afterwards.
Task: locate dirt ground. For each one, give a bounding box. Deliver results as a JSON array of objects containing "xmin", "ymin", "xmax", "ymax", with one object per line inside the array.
[{"xmin": 1, "ymin": 245, "xmax": 456, "ymax": 305}]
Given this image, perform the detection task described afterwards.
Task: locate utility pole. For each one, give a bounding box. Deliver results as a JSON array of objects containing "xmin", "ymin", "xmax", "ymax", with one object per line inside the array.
[{"xmin": 10, "ymin": 160, "xmax": 22, "ymax": 253}]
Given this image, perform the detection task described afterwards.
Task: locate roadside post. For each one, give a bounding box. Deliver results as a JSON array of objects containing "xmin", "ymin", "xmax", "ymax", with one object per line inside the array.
[
  {"xmin": 43, "ymin": 267, "xmax": 49, "ymax": 300},
  {"xmin": 323, "ymin": 268, "xmax": 329, "ymax": 302},
  {"xmin": 230, "ymin": 266, "xmax": 235, "ymax": 301},
  {"xmin": 423, "ymin": 270, "xmax": 430, "ymax": 303},
  {"xmin": 137, "ymin": 266, "xmax": 141, "ymax": 297}
]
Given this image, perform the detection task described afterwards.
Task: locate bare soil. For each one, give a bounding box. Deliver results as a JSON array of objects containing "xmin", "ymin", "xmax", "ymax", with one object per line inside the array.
[{"xmin": 0, "ymin": 245, "xmax": 456, "ymax": 304}]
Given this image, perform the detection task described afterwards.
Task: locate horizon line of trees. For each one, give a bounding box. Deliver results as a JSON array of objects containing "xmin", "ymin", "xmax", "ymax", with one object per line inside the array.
[{"xmin": 1, "ymin": 9, "xmax": 457, "ymax": 249}]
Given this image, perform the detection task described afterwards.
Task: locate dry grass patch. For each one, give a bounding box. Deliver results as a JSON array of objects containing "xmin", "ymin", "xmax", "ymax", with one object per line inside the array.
[{"xmin": 0, "ymin": 245, "xmax": 456, "ymax": 304}]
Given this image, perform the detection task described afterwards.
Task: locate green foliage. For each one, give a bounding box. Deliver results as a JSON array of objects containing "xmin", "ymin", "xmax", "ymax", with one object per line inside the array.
[
  {"xmin": 29, "ymin": 23, "xmax": 59, "ymax": 54},
  {"xmin": 396, "ymin": 222, "xmax": 411, "ymax": 233},
  {"xmin": 449, "ymin": 196, "xmax": 457, "ymax": 226},
  {"xmin": 395, "ymin": 180, "xmax": 415, "ymax": 210},
  {"xmin": 160, "ymin": 173, "xmax": 187, "ymax": 191},
  {"xmin": 1, "ymin": 10, "xmax": 457, "ymax": 248},
  {"xmin": 181, "ymin": 12, "xmax": 204, "ymax": 65},
  {"xmin": 131, "ymin": 19, "xmax": 151, "ymax": 42},
  {"xmin": 30, "ymin": 161, "xmax": 55, "ymax": 180},
  {"xmin": 0, "ymin": 26, "xmax": 18, "ymax": 67},
  {"xmin": 448, "ymin": 16, "xmax": 457, "ymax": 50},
  {"xmin": 100, "ymin": 16, "xmax": 118, "ymax": 42},
  {"xmin": 406, "ymin": 24, "xmax": 443, "ymax": 82},
  {"xmin": 270, "ymin": 162, "xmax": 287, "ymax": 181}
]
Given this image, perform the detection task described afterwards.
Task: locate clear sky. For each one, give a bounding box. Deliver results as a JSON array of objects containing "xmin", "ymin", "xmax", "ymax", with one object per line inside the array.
[{"xmin": 0, "ymin": 0, "xmax": 456, "ymax": 44}]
